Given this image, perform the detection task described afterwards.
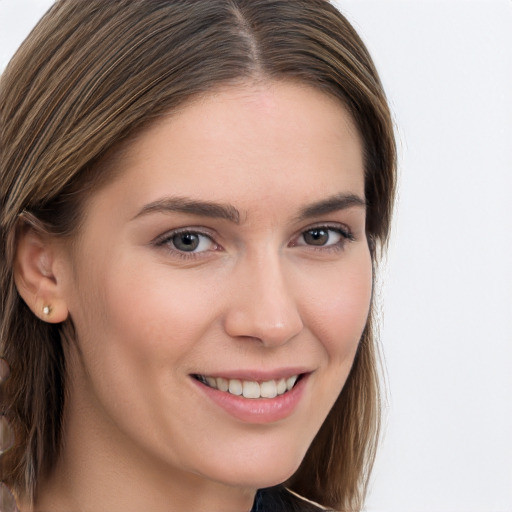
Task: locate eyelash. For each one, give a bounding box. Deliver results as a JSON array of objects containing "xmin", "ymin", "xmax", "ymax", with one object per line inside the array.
[
  {"xmin": 153, "ymin": 224, "xmax": 355, "ymax": 260},
  {"xmin": 291, "ymin": 224, "xmax": 355, "ymax": 253},
  {"xmin": 153, "ymin": 228, "xmax": 220, "ymax": 260}
]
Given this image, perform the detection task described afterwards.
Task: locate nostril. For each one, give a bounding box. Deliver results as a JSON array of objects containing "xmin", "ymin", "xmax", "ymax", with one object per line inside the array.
[{"xmin": 224, "ymin": 309, "xmax": 303, "ymax": 347}]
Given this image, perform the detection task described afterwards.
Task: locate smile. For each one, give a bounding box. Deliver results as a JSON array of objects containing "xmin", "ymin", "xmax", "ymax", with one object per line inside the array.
[{"xmin": 193, "ymin": 374, "xmax": 300, "ymax": 399}]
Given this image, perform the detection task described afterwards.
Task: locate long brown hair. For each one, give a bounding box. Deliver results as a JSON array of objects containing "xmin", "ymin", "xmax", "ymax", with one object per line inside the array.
[{"xmin": 0, "ymin": 1, "xmax": 396, "ymax": 509}]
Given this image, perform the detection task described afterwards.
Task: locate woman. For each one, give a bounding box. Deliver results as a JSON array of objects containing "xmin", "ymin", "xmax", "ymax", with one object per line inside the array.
[{"xmin": 0, "ymin": 1, "xmax": 396, "ymax": 511}]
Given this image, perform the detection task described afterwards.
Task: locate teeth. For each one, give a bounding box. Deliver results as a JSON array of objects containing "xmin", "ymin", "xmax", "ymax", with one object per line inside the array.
[
  {"xmin": 216, "ymin": 377, "xmax": 229, "ymax": 392},
  {"xmin": 197, "ymin": 375, "xmax": 208, "ymax": 385},
  {"xmin": 242, "ymin": 381, "xmax": 260, "ymax": 399},
  {"xmin": 276, "ymin": 378, "xmax": 287, "ymax": 395},
  {"xmin": 228, "ymin": 379, "xmax": 243, "ymax": 396},
  {"xmin": 286, "ymin": 375, "xmax": 298, "ymax": 390},
  {"xmin": 196, "ymin": 374, "xmax": 300, "ymax": 399},
  {"xmin": 260, "ymin": 380, "xmax": 277, "ymax": 398}
]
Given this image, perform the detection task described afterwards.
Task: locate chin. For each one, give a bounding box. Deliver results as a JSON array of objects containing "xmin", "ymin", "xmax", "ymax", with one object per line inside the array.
[
  {"xmin": 211, "ymin": 466, "xmax": 299, "ymax": 492},
  {"xmin": 196, "ymin": 441, "xmax": 308, "ymax": 490}
]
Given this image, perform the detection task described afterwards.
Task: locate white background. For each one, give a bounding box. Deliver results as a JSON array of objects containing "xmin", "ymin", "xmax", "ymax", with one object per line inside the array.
[{"xmin": 1, "ymin": 1, "xmax": 511, "ymax": 511}]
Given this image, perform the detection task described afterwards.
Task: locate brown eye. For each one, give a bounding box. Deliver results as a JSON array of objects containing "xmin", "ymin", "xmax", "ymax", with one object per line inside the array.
[
  {"xmin": 303, "ymin": 228, "xmax": 331, "ymax": 246},
  {"xmin": 294, "ymin": 226, "xmax": 351, "ymax": 250}
]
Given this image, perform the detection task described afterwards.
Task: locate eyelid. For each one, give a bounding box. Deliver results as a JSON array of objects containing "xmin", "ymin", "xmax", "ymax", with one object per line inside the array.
[
  {"xmin": 152, "ymin": 227, "xmax": 221, "ymax": 257},
  {"xmin": 151, "ymin": 222, "xmax": 356, "ymax": 259},
  {"xmin": 289, "ymin": 222, "xmax": 356, "ymax": 248},
  {"xmin": 152, "ymin": 226, "xmax": 216, "ymax": 244}
]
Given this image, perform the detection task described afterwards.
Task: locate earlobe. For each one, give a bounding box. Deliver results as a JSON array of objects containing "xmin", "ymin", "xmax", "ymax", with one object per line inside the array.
[{"xmin": 14, "ymin": 225, "xmax": 69, "ymax": 324}]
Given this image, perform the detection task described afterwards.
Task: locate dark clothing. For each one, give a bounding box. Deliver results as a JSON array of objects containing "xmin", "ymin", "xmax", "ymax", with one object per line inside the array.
[{"xmin": 251, "ymin": 486, "xmax": 329, "ymax": 512}]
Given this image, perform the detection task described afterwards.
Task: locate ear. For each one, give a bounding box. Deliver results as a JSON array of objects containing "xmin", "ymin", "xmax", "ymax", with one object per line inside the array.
[{"xmin": 14, "ymin": 225, "xmax": 69, "ymax": 324}]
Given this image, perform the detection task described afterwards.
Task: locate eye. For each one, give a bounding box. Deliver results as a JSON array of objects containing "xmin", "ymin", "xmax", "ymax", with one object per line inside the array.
[
  {"xmin": 302, "ymin": 228, "xmax": 339, "ymax": 246},
  {"xmin": 294, "ymin": 225, "xmax": 354, "ymax": 249},
  {"xmin": 156, "ymin": 230, "xmax": 217, "ymax": 254}
]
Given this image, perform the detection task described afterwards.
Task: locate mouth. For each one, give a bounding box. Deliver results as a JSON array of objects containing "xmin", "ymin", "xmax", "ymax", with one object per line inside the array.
[{"xmin": 192, "ymin": 374, "xmax": 303, "ymax": 399}]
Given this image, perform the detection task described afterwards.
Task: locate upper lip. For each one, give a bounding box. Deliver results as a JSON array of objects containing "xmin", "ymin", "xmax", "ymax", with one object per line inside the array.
[{"xmin": 191, "ymin": 367, "xmax": 312, "ymax": 382}]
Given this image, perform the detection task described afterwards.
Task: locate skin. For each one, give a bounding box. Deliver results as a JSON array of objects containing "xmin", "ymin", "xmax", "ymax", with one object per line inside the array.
[{"xmin": 16, "ymin": 81, "xmax": 372, "ymax": 512}]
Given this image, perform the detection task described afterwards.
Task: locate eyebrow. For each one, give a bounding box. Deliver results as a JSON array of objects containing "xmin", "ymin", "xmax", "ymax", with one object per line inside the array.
[
  {"xmin": 132, "ymin": 197, "xmax": 241, "ymax": 223},
  {"xmin": 132, "ymin": 193, "xmax": 365, "ymax": 224},
  {"xmin": 295, "ymin": 193, "xmax": 366, "ymax": 221}
]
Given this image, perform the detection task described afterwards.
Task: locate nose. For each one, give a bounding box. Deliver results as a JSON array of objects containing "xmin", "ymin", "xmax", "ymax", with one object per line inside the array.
[{"xmin": 223, "ymin": 254, "xmax": 304, "ymax": 347}]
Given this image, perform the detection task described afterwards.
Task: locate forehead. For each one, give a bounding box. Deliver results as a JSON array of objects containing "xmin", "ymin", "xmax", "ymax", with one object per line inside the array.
[{"xmin": 85, "ymin": 80, "xmax": 365, "ymax": 221}]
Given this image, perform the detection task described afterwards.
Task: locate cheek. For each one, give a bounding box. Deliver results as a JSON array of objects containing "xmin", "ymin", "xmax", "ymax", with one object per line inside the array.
[
  {"xmin": 84, "ymin": 257, "xmax": 217, "ymax": 367},
  {"xmin": 302, "ymin": 252, "xmax": 373, "ymax": 362}
]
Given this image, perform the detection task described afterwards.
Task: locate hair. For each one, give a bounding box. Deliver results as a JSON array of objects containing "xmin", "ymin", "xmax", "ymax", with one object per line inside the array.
[{"xmin": 0, "ymin": 1, "xmax": 396, "ymax": 510}]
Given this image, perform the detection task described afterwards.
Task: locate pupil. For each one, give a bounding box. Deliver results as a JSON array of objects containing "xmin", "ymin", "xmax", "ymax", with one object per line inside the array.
[
  {"xmin": 304, "ymin": 229, "xmax": 328, "ymax": 246},
  {"xmin": 173, "ymin": 233, "xmax": 199, "ymax": 251}
]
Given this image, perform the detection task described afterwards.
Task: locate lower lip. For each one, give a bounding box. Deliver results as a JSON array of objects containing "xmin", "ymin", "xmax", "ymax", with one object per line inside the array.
[{"xmin": 192, "ymin": 375, "xmax": 309, "ymax": 424}]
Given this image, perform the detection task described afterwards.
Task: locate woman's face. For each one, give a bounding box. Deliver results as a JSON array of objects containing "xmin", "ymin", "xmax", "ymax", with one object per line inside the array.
[{"xmin": 58, "ymin": 81, "xmax": 372, "ymax": 502}]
